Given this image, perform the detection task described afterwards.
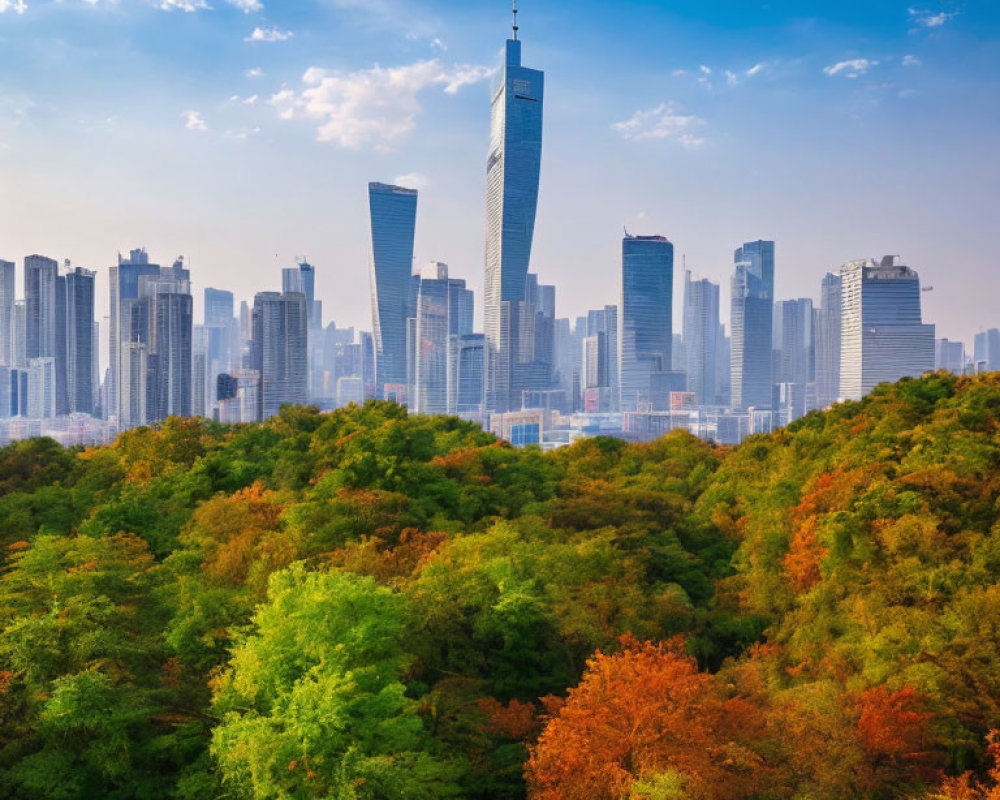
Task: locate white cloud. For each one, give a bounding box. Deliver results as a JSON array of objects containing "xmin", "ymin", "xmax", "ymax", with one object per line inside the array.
[
  {"xmin": 612, "ymin": 103, "xmax": 707, "ymax": 148},
  {"xmin": 243, "ymin": 94, "xmax": 258, "ymax": 104},
  {"xmin": 699, "ymin": 65, "xmax": 712, "ymax": 75},
  {"xmin": 724, "ymin": 69, "xmax": 738, "ymax": 86},
  {"xmin": 393, "ymin": 172, "xmax": 430, "ymax": 191},
  {"xmin": 226, "ymin": 0, "xmax": 261, "ymax": 12},
  {"xmin": 671, "ymin": 69, "xmax": 688, "ymax": 77},
  {"xmin": 244, "ymin": 67, "xmax": 263, "ymax": 78},
  {"xmin": 245, "ymin": 26, "xmax": 292, "ymax": 42},
  {"xmin": 908, "ymin": 7, "xmax": 958, "ymax": 29},
  {"xmin": 182, "ymin": 110, "xmax": 208, "ymax": 131},
  {"xmin": 269, "ymin": 58, "xmax": 493, "ymax": 148},
  {"xmin": 902, "ymin": 54, "xmax": 922, "ymax": 67},
  {"xmin": 158, "ymin": 0, "xmax": 210, "ymax": 11},
  {"xmin": 430, "ymin": 37, "xmax": 446, "ymax": 51},
  {"xmin": 823, "ymin": 58, "xmax": 879, "ymax": 78},
  {"xmin": 0, "ymin": 0, "xmax": 27, "ymax": 13},
  {"xmin": 746, "ymin": 63, "xmax": 764, "ymax": 76}
]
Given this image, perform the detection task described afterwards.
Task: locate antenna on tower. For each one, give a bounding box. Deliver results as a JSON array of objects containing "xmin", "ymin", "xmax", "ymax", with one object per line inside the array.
[{"xmin": 512, "ymin": 0, "xmax": 519, "ymax": 40}]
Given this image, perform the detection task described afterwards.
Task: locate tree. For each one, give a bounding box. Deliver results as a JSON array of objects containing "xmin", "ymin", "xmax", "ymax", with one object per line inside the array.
[
  {"xmin": 211, "ymin": 564, "xmax": 463, "ymax": 799},
  {"xmin": 526, "ymin": 637, "xmax": 766, "ymax": 800}
]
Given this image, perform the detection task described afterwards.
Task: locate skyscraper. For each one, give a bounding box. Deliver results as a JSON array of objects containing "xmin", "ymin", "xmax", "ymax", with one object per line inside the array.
[
  {"xmin": 619, "ymin": 235, "xmax": 673, "ymax": 412},
  {"xmin": 109, "ymin": 248, "xmax": 160, "ymax": 423},
  {"xmin": 24, "ymin": 255, "xmax": 58, "ymax": 363},
  {"xmin": 409, "ymin": 262, "xmax": 474, "ymax": 415},
  {"xmin": 251, "ymin": 290, "xmax": 308, "ymax": 419},
  {"xmin": 814, "ymin": 272, "xmax": 842, "ymax": 408},
  {"xmin": 64, "ymin": 267, "xmax": 95, "ymax": 415},
  {"xmin": 839, "ymin": 256, "xmax": 935, "ymax": 401},
  {"xmin": 773, "ymin": 298, "xmax": 814, "ymax": 386},
  {"xmin": 731, "ymin": 240, "xmax": 775, "ymax": 409},
  {"xmin": 483, "ymin": 19, "xmax": 544, "ymax": 413},
  {"xmin": 973, "ymin": 329, "xmax": 1000, "ymax": 372},
  {"xmin": 682, "ymin": 270, "xmax": 719, "ymax": 405},
  {"xmin": 0, "ymin": 259, "xmax": 14, "ymax": 367},
  {"xmin": 141, "ymin": 258, "xmax": 193, "ymax": 422},
  {"xmin": 369, "ymin": 182, "xmax": 418, "ymax": 399}
]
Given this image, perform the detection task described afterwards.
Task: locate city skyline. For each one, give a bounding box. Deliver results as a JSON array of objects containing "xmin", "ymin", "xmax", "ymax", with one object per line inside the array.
[{"xmin": 0, "ymin": 1, "xmax": 996, "ymax": 346}]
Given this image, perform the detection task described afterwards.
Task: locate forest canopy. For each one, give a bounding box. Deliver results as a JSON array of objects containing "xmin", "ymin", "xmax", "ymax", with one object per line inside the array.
[{"xmin": 2, "ymin": 371, "xmax": 1000, "ymax": 799}]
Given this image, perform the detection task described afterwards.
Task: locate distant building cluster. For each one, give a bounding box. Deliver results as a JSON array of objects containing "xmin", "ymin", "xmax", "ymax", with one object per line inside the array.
[{"xmin": 0, "ymin": 24, "xmax": 989, "ymax": 449}]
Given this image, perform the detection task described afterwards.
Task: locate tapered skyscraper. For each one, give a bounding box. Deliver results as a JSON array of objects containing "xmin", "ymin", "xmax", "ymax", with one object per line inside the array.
[
  {"xmin": 368, "ymin": 182, "xmax": 417, "ymax": 399},
  {"xmin": 484, "ymin": 9, "xmax": 544, "ymax": 413}
]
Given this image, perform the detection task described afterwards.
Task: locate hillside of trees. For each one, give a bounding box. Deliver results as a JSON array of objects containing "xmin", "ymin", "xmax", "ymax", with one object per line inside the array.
[{"xmin": 2, "ymin": 371, "xmax": 1000, "ymax": 799}]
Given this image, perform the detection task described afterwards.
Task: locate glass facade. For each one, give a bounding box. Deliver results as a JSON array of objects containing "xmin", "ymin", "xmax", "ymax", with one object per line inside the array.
[
  {"xmin": 64, "ymin": 267, "xmax": 95, "ymax": 415},
  {"xmin": 252, "ymin": 290, "xmax": 308, "ymax": 418},
  {"xmin": 484, "ymin": 37, "xmax": 544, "ymax": 412},
  {"xmin": 368, "ymin": 182, "xmax": 418, "ymax": 396},
  {"xmin": 682, "ymin": 270, "xmax": 719, "ymax": 405},
  {"xmin": 814, "ymin": 272, "xmax": 842, "ymax": 407},
  {"xmin": 0, "ymin": 260, "xmax": 13, "ymax": 367},
  {"xmin": 730, "ymin": 240, "xmax": 775, "ymax": 409},
  {"xmin": 839, "ymin": 256, "xmax": 935, "ymax": 401},
  {"xmin": 619, "ymin": 235, "xmax": 673, "ymax": 412}
]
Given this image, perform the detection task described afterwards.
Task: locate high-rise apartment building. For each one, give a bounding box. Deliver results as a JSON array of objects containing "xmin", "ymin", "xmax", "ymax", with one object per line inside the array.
[
  {"xmin": 251, "ymin": 290, "xmax": 308, "ymax": 419},
  {"xmin": 682, "ymin": 270, "xmax": 719, "ymax": 405},
  {"xmin": 814, "ymin": 272, "xmax": 842, "ymax": 408},
  {"xmin": 24, "ymin": 255, "xmax": 59, "ymax": 363},
  {"xmin": 839, "ymin": 256, "xmax": 935, "ymax": 401},
  {"xmin": 731, "ymin": 240, "xmax": 775, "ymax": 409},
  {"xmin": 369, "ymin": 182, "xmax": 418, "ymax": 399},
  {"xmin": 483, "ymin": 24, "xmax": 544, "ymax": 413},
  {"xmin": 619, "ymin": 235, "xmax": 673, "ymax": 412},
  {"xmin": 0, "ymin": 259, "xmax": 14, "ymax": 367}
]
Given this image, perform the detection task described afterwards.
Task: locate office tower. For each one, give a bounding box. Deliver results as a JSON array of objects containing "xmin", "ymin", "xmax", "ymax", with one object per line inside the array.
[
  {"xmin": 682, "ymin": 270, "xmax": 719, "ymax": 405},
  {"xmin": 814, "ymin": 272, "xmax": 842, "ymax": 408},
  {"xmin": 251, "ymin": 290, "xmax": 308, "ymax": 419},
  {"xmin": 716, "ymin": 329, "xmax": 731, "ymax": 407},
  {"xmin": 13, "ymin": 301, "xmax": 25, "ymax": 369},
  {"xmin": 239, "ymin": 300, "xmax": 251, "ymax": 342},
  {"xmin": 483, "ymin": 19, "xmax": 544, "ymax": 414},
  {"xmin": 109, "ymin": 249, "xmax": 161, "ymax": 423},
  {"xmin": 973, "ymin": 329, "xmax": 1000, "ymax": 372},
  {"xmin": 217, "ymin": 370, "xmax": 261, "ymax": 424},
  {"xmin": 935, "ymin": 339, "xmax": 966, "ymax": 375},
  {"xmin": 27, "ymin": 357, "xmax": 56, "ymax": 418},
  {"xmin": 455, "ymin": 333, "xmax": 487, "ymax": 415},
  {"xmin": 205, "ymin": 287, "xmax": 234, "ymax": 328},
  {"xmin": 64, "ymin": 267, "xmax": 95, "ymax": 415},
  {"xmin": 552, "ymin": 317, "xmax": 574, "ymax": 408},
  {"xmin": 24, "ymin": 255, "xmax": 58, "ymax": 362},
  {"xmin": 140, "ymin": 259, "xmax": 193, "ymax": 422},
  {"xmin": 92, "ymin": 321, "xmax": 101, "ymax": 415},
  {"xmin": 839, "ymin": 256, "xmax": 935, "ymax": 401},
  {"xmin": 409, "ymin": 262, "xmax": 474, "ymax": 415},
  {"xmin": 731, "ymin": 240, "xmax": 775, "ymax": 409},
  {"xmin": 0, "ymin": 259, "xmax": 13, "ymax": 366},
  {"xmin": 773, "ymin": 298, "xmax": 814, "ymax": 386},
  {"xmin": 619, "ymin": 234, "xmax": 673, "ymax": 412},
  {"xmin": 368, "ymin": 182, "xmax": 418, "ymax": 399}
]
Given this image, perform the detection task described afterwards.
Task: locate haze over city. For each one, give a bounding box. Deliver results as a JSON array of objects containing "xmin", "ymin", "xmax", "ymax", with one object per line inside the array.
[{"xmin": 1, "ymin": 0, "xmax": 997, "ymax": 344}]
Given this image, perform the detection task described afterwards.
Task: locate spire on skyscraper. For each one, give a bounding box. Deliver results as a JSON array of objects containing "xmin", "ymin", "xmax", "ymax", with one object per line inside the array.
[{"xmin": 512, "ymin": 0, "xmax": 518, "ymax": 40}]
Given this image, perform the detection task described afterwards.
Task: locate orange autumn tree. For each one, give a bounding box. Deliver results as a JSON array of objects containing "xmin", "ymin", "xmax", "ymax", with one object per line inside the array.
[
  {"xmin": 930, "ymin": 732, "xmax": 1000, "ymax": 800},
  {"xmin": 525, "ymin": 636, "xmax": 767, "ymax": 800}
]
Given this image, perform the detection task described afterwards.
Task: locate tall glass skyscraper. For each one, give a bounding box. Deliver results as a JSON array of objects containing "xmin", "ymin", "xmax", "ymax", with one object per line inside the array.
[
  {"xmin": 619, "ymin": 235, "xmax": 673, "ymax": 412},
  {"xmin": 0, "ymin": 259, "xmax": 13, "ymax": 367},
  {"xmin": 839, "ymin": 255, "xmax": 935, "ymax": 401},
  {"xmin": 814, "ymin": 272, "xmax": 842, "ymax": 408},
  {"xmin": 368, "ymin": 182, "xmax": 417, "ymax": 398},
  {"xmin": 731, "ymin": 240, "xmax": 775, "ymax": 409},
  {"xmin": 682, "ymin": 270, "xmax": 719, "ymax": 405},
  {"xmin": 252, "ymin": 290, "xmax": 308, "ymax": 419},
  {"xmin": 483, "ymin": 26, "xmax": 544, "ymax": 413},
  {"xmin": 773, "ymin": 298, "xmax": 814, "ymax": 386},
  {"xmin": 64, "ymin": 267, "xmax": 95, "ymax": 415},
  {"xmin": 109, "ymin": 248, "xmax": 160, "ymax": 423}
]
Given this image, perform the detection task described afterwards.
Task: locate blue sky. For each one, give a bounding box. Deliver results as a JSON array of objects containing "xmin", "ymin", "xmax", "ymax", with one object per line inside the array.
[{"xmin": 0, "ymin": 0, "xmax": 997, "ymax": 346}]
